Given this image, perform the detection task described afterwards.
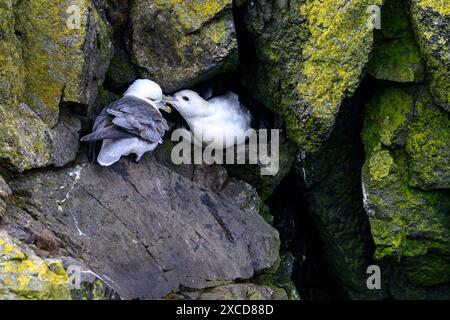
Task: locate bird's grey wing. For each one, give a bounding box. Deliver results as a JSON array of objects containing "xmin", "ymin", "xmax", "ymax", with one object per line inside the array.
[
  {"xmin": 80, "ymin": 125, "xmax": 135, "ymax": 142},
  {"xmin": 106, "ymin": 96, "xmax": 169, "ymax": 143}
]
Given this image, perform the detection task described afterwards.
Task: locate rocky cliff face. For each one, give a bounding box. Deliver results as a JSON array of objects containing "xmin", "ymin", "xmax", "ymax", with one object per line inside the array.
[{"xmin": 0, "ymin": 0, "xmax": 449, "ymax": 300}]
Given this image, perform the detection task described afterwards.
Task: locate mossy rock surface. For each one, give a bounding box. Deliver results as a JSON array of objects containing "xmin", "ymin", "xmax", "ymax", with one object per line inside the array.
[
  {"xmin": 295, "ymin": 94, "xmax": 384, "ymax": 299},
  {"xmin": 0, "ymin": 0, "xmax": 110, "ymax": 172},
  {"xmin": 368, "ymin": 0, "xmax": 424, "ymax": 83},
  {"xmin": 408, "ymin": 0, "xmax": 450, "ymax": 111},
  {"xmin": 244, "ymin": 0, "xmax": 382, "ymax": 151},
  {"xmin": 131, "ymin": 0, "xmax": 238, "ymax": 91},
  {"xmin": 361, "ymin": 86, "xmax": 450, "ymax": 298},
  {"xmin": 225, "ymin": 139, "xmax": 297, "ymax": 201}
]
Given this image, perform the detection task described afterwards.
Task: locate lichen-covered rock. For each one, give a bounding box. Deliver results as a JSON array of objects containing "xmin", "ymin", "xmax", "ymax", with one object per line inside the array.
[
  {"xmin": 0, "ymin": 176, "xmax": 11, "ymax": 218},
  {"xmin": 361, "ymin": 86, "xmax": 450, "ymax": 298},
  {"xmin": 408, "ymin": 0, "xmax": 450, "ymax": 111},
  {"xmin": 15, "ymin": 0, "xmax": 113, "ymax": 126},
  {"xmin": 244, "ymin": 0, "xmax": 382, "ymax": 151},
  {"xmin": 363, "ymin": 87, "xmax": 450, "ymax": 190},
  {"xmin": 294, "ymin": 91, "xmax": 384, "ymax": 299},
  {"xmin": 0, "ymin": 0, "xmax": 111, "ymax": 172},
  {"xmin": 368, "ymin": 0, "xmax": 424, "ymax": 83},
  {"xmin": 225, "ymin": 139, "xmax": 297, "ymax": 200},
  {"xmin": 0, "ymin": 231, "xmax": 71, "ymax": 300},
  {"xmin": 105, "ymin": 49, "xmax": 137, "ymax": 90},
  {"xmin": 221, "ymin": 179, "xmax": 273, "ymax": 225},
  {"xmin": 4, "ymin": 155, "xmax": 280, "ymax": 299},
  {"xmin": 131, "ymin": 0, "xmax": 238, "ymax": 91},
  {"xmin": 256, "ymin": 252, "xmax": 300, "ymax": 300},
  {"xmin": 175, "ymin": 283, "xmax": 287, "ymax": 300},
  {"xmin": 0, "ymin": 104, "xmax": 81, "ymax": 172}
]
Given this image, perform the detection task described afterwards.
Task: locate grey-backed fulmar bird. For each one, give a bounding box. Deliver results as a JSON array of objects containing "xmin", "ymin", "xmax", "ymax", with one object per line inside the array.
[{"xmin": 81, "ymin": 79, "xmax": 171, "ymax": 166}]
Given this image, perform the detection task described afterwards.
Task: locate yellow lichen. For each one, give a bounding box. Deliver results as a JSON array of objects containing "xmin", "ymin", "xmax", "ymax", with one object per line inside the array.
[
  {"xmin": 299, "ymin": 0, "xmax": 383, "ymax": 118},
  {"xmin": 368, "ymin": 149, "xmax": 394, "ymax": 181},
  {"xmin": 418, "ymin": 0, "xmax": 450, "ymax": 15},
  {"xmin": 154, "ymin": 0, "xmax": 231, "ymax": 33},
  {"xmin": 0, "ymin": 232, "xmax": 71, "ymax": 300}
]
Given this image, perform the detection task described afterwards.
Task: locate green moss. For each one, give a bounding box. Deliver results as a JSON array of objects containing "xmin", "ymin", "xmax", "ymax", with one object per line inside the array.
[
  {"xmin": 406, "ymin": 95, "xmax": 450, "ymax": 189},
  {"xmin": 368, "ymin": 150, "xmax": 394, "ymax": 181},
  {"xmin": 106, "ymin": 50, "xmax": 137, "ymax": 90},
  {"xmin": 361, "ymin": 86, "xmax": 450, "ymax": 291},
  {"xmin": 408, "ymin": 0, "xmax": 450, "ymax": 110},
  {"xmin": 154, "ymin": 0, "xmax": 232, "ymax": 33},
  {"xmin": 368, "ymin": 0, "xmax": 424, "ymax": 83},
  {"xmin": 418, "ymin": 0, "xmax": 450, "ymax": 15},
  {"xmin": 362, "ymin": 87, "xmax": 412, "ymax": 154},
  {"xmin": 256, "ymin": 253, "xmax": 300, "ymax": 300},
  {"xmin": 245, "ymin": 0, "xmax": 383, "ymax": 151}
]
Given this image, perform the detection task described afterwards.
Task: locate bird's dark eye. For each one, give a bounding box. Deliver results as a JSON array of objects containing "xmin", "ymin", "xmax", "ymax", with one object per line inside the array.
[{"xmin": 182, "ymin": 96, "xmax": 190, "ymax": 101}]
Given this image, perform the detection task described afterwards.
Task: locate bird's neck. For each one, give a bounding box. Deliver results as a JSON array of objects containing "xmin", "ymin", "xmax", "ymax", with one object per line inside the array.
[{"xmin": 183, "ymin": 102, "xmax": 212, "ymax": 121}]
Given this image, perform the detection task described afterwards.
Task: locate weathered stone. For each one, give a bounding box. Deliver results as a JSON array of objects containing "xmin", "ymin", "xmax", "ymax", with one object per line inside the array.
[
  {"xmin": 361, "ymin": 86, "xmax": 450, "ymax": 298},
  {"xmin": 0, "ymin": 0, "xmax": 111, "ymax": 172},
  {"xmin": 176, "ymin": 283, "xmax": 287, "ymax": 300},
  {"xmin": 0, "ymin": 231, "xmax": 71, "ymax": 300},
  {"xmin": 131, "ymin": 0, "xmax": 238, "ymax": 91},
  {"xmin": 193, "ymin": 164, "xmax": 229, "ymax": 193},
  {"xmin": 408, "ymin": 0, "xmax": 450, "ymax": 111},
  {"xmin": 226, "ymin": 139, "xmax": 297, "ymax": 200},
  {"xmin": 257, "ymin": 252, "xmax": 300, "ymax": 300},
  {"xmin": 0, "ymin": 176, "xmax": 11, "ymax": 218},
  {"xmin": 243, "ymin": 0, "xmax": 382, "ymax": 151},
  {"xmin": 221, "ymin": 179, "xmax": 273, "ymax": 225},
  {"xmin": 294, "ymin": 90, "xmax": 384, "ymax": 299},
  {"xmin": 4, "ymin": 155, "xmax": 280, "ymax": 299},
  {"xmin": 49, "ymin": 114, "xmax": 82, "ymax": 168},
  {"xmin": 14, "ymin": 0, "xmax": 113, "ymax": 126},
  {"xmin": 368, "ymin": 0, "xmax": 424, "ymax": 83}
]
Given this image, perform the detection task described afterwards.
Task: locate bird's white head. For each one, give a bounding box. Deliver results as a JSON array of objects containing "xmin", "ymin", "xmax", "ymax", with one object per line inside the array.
[
  {"xmin": 124, "ymin": 79, "xmax": 171, "ymax": 113},
  {"xmin": 164, "ymin": 90, "xmax": 209, "ymax": 119}
]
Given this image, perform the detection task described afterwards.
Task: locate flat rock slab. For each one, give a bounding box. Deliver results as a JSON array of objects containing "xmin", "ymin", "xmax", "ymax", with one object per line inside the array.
[{"xmin": 5, "ymin": 156, "xmax": 279, "ymax": 299}]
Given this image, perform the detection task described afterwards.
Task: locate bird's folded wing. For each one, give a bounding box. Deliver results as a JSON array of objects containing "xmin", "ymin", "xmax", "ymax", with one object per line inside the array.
[{"xmin": 105, "ymin": 96, "xmax": 169, "ymax": 143}]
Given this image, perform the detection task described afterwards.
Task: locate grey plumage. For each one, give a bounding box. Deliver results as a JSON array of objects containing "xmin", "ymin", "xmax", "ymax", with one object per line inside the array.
[
  {"xmin": 81, "ymin": 96, "xmax": 169, "ymax": 166},
  {"xmin": 81, "ymin": 96, "xmax": 169, "ymax": 143}
]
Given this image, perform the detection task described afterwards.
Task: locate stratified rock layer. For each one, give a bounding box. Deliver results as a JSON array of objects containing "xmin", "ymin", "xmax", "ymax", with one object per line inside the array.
[{"xmin": 4, "ymin": 156, "xmax": 280, "ymax": 299}]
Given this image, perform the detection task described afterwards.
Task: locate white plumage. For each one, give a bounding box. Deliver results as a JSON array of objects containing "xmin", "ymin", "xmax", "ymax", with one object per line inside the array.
[{"xmin": 166, "ymin": 90, "xmax": 253, "ymax": 149}]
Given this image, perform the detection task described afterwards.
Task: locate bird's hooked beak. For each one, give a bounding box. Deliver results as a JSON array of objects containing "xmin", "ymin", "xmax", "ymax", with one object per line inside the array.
[
  {"xmin": 156, "ymin": 99, "xmax": 172, "ymax": 113},
  {"xmin": 163, "ymin": 94, "xmax": 178, "ymax": 102}
]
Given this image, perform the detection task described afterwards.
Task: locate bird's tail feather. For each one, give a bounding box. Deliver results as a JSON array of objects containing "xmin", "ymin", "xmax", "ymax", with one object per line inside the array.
[{"xmin": 97, "ymin": 139, "xmax": 131, "ymax": 167}]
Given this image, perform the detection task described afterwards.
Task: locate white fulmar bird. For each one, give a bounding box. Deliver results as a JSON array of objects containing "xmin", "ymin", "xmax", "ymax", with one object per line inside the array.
[
  {"xmin": 81, "ymin": 79, "xmax": 171, "ymax": 166},
  {"xmin": 165, "ymin": 90, "xmax": 253, "ymax": 149}
]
